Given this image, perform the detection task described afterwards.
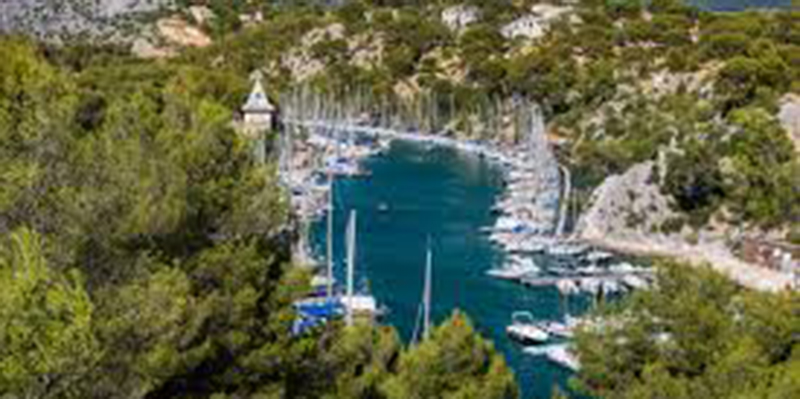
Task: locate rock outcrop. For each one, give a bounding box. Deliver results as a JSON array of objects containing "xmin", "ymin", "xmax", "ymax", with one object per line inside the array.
[
  {"xmin": 0, "ymin": 0, "xmax": 171, "ymax": 40},
  {"xmin": 576, "ymin": 161, "xmax": 793, "ymax": 292},
  {"xmin": 778, "ymin": 93, "xmax": 800, "ymax": 154}
]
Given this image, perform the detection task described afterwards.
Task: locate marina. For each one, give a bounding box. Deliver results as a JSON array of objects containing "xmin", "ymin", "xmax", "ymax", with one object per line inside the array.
[
  {"xmin": 269, "ymin": 84, "xmax": 653, "ymax": 397},
  {"xmin": 272, "ymin": 127, "xmax": 653, "ymax": 397},
  {"xmin": 305, "ymin": 140, "xmax": 584, "ymax": 398}
]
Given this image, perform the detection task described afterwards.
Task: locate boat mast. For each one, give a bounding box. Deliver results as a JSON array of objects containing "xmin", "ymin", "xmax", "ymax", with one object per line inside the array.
[
  {"xmin": 346, "ymin": 210, "xmax": 357, "ymax": 327},
  {"xmin": 423, "ymin": 242, "xmax": 433, "ymax": 340},
  {"xmin": 326, "ymin": 172, "xmax": 334, "ymax": 299}
]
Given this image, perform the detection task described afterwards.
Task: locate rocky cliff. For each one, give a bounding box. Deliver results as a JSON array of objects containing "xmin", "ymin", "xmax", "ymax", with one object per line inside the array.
[
  {"xmin": 575, "ymin": 161, "xmax": 793, "ymax": 291},
  {"xmin": 0, "ymin": 0, "xmax": 171, "ymax": 40}
]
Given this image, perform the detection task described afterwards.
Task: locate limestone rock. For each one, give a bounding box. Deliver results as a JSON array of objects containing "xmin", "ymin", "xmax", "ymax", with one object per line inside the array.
[
  {"xmin": 131, "ymin": 37, "xmax": 176, "ymax": 59},
  {"xmin": 778, "ymin": 93, "xmax": 800, "ymax": 154},
  {"xmin": 576, "ymin": 161, "xmax": 674, "ymax": 241},
  {"xmin": 156, "ymin": 17, "xmax": 211, "ymax": 48},
  {"xmin": 0, "ymin": 0, "xmax": 171, "ymax": 40},
  {"xmin": 576, "ymin": 162, "xmax": 793, "ymax": 292}
]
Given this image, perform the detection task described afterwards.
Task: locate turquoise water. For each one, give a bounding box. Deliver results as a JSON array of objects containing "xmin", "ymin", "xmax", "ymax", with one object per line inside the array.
[
  {"xmin": 696, "ymin": 0, "xmax": 790, "ymax": 11},
  {"xmin": 310, "ymin": 141, "xmax": 589, "ymax": 399}
]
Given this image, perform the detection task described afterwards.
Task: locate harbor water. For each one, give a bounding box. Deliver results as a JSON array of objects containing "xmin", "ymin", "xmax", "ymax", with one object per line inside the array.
[{"xmin": 310, "ymin": 140, "xmax": 590, "ymax": 399}]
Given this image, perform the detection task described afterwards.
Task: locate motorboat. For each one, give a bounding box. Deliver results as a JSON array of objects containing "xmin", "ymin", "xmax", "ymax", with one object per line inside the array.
[
  {"xmin": 546, "ymin": 344, "xmax": 581, "ymax": 371},
  {"xmin": 506, "ymin": 239, "xmax": 547, "ymax": 254},
  {"xmin": 577, "ymin": 264, "xmax": 605, "ymax": 276},
  {"xmin": 622, "ymin": 274, "xmax": 650, "ymax": 290},
  {"xmin": 609, "ymin": 262, "xmax": 637, "ymax": 274},
  {"xmin": 555, "ymin": 278, "xmax": 580, "ymax": 296},
  {"xmin": 602, "ymin": 279, "xmax": 623, "ymax": 294},
  {"xmin": 547, "ymin": 243, "xmax": 588, "ymax": 257},
  {"xmin": 341, "ymin": 294, "xmax": 383, "ymax": 317},
  {"xmin": 586, "ymin": 250, "xmax": 614, "ymax": 263},
  {"xmin": 506, "ymin": 311, "xmax": 549, "ymax": 344},
  {"xmin": 310, "ymin": 274, "xmax": 335, "ymax": 297},
  {"xmin": 522, "ymin": 341, "xmax": 582, "ymax": 372},
  {"xmin": 579, "ymin": 278, "xmax": 603, "ymax": 295},
  {"xmin": 486, "ymin": 256, "xmax": 540, "ymax": 280},
  {"xmin": 542, "ymin": 316, "xmax": 581, "ymax": 339}
]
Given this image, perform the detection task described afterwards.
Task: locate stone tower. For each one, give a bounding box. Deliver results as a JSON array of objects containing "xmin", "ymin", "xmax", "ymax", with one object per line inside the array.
[{"xmin": 242, "ymin": 70, "xmax": 277, "ymax": 136}]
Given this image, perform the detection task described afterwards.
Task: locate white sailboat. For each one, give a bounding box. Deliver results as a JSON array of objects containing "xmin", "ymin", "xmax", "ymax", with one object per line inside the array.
[
  {"xmin": 326, "ymin": 172, "xmax": 335, "ymax": 298},
  {"xmin": 486, "ymin": 256, "xmax": 540, "ymax": 281},
  {"xmin": 412, "ymin": 242, "xmax": 434, "ymax": 343},
  {"xmin": 523, "ymin": 343, "xmax": 581, "ymax": 371},
  {"xmin": 340, "ymin": 210, "xmax": 380, "ymax": 325},
  {"xmin": 423, "ymin": 243, "xmax": 433, "ymax": 341}
]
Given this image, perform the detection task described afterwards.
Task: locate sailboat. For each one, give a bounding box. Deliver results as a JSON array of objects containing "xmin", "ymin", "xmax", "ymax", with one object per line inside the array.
[
  {"xmin": 340, "ymin": 210, "xmax": 381, "ymax": 325},
  {"xmin": 412, "ymin": 242, "xmax": 434, "ymax": 343},
  {"xmin": 294, "ymin": 209, "xmax": 382, "ymax": 334}
]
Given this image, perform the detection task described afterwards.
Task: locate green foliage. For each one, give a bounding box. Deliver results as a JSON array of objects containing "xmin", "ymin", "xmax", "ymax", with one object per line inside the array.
[
  {"xmin": 382, "ymin": 311, "xmax": 518, "ymax": 399},
  {"xmin": 715, "ymin": 42, "xmax": 790, "ymax": 111},
  {"xmin": 574, "ymin": 261, "xmax": 800, "ymax": 399},
  {"xmin": 702, "ymin": 33, "xmax": 750, "ymax": 59},
  {"xmin": 459, "ymin": 24, "xmax": 508, "ymax": 92},
  {"xmin": 604, "ymin": 0, "xmax": 642, "ymax": 18},
  {"xmin": 788, "ymin": 225, "xmax": 800, "ymax": 245},
  {"xmin": 335, "ymin": 0, "xmax": 369, "ymax": 33},
  {"xmin": 664, "ymin": 106, "xmax": 800, "ymax": 228},
  {"xmin": 664, "ymin": 137, "xmax": 726, "ymax": 226},
  {"xmin": 722, "ymin": 107, "xmax": 800, "ymax": 226},
  {"xmin": 506, "ymin": 45, "xmax": 578, "ymax": 111},
  {"xmin": 322, "ymin": 325, "xmax": 401, "ymax": 399},
  {"xmin": 0, "ymin": 37, "xmax": 518, "ymax": 399},
  {"xmin": 0, "ymin": 228, "xmax": 98, "ymax": 398}
]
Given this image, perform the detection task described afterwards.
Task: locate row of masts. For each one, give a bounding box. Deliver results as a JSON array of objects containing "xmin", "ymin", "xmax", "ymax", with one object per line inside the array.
[
  {"xmin": 281, "ymin": 84, "xmax": 566, "ymax": 235},
  {"xmin": 281, "ymin": 84, "xmax": 546, "ymax": 143}
]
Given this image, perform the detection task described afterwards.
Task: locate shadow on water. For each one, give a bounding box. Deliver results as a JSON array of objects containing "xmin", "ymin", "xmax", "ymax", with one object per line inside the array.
[{"xmin": 310, "ymin": 141, "xmax": 590, "ymax": 399}]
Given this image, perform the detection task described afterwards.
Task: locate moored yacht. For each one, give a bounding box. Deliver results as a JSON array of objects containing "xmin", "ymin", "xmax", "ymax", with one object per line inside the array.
[
  {"xmin": 546, "ymin": 344, "xmax": 581, "ymax": 371},
  {"xmin": 486, "ymin": 256, "xmax": 541, "ymax": 281},
  {"xmin": 506, "ymin": 311, "xmax": 549, "ymax": 344}
]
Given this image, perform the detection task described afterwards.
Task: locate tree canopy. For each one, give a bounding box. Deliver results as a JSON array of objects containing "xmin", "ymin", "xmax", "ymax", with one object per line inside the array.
[
  {"xmin": 0, "ymin": 37, "xmax": 517, "ymax": 399},
  {"xmin": 574, "ymin": 261, "xmax": 800, "ymax": 399}
]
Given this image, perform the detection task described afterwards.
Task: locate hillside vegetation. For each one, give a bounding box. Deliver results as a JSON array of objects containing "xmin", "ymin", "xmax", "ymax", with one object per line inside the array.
[
  {"xmin": 575, "ymin": 262, "xmax": 800, "ymax": 399},
  {"xmin": 172, "ymin": 0, "xmax": 800, "ymax": 236}
]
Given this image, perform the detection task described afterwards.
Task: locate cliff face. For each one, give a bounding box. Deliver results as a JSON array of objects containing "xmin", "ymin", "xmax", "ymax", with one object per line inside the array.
[
  {"xmin": 575, "ymin": 161, "xmax": 793, "ymax": 292},
  {"xmin": 0, "ymin": 0, "xmax": 171, "ymax": 40},
  {"xmin": 575, "ymin": 161, "xmax": 674, "ymax": 242}
]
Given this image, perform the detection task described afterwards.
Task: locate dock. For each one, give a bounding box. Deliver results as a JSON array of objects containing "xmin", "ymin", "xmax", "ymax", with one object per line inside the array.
[{"xmin": 520, "ymin": 273, "xmax": 648, "ymax": 287}]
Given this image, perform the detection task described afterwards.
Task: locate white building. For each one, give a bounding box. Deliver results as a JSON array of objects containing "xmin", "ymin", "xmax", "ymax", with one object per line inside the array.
[
  {"xmin": 441, "ymin": 5, "xmax": 480, "ymax": 31},
  {"xmin": 242, "ymin": 71, "xmax": 277, "ymax": 134}
]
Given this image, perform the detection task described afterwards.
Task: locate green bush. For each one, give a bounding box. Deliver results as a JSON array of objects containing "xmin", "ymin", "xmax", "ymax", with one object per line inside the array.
[
  {"xmin": 788, "ymin": 225, "xmax": 800, "ymax": 245},
  {"xmin": 701, "ymin": 32, "xmax": 749, "ymax": 59}
]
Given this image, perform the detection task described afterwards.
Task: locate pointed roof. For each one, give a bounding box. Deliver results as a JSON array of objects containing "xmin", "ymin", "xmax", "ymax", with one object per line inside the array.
[{"xmin": 242, "ymin": 73, "xmax": 275, "ymax": 113}]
